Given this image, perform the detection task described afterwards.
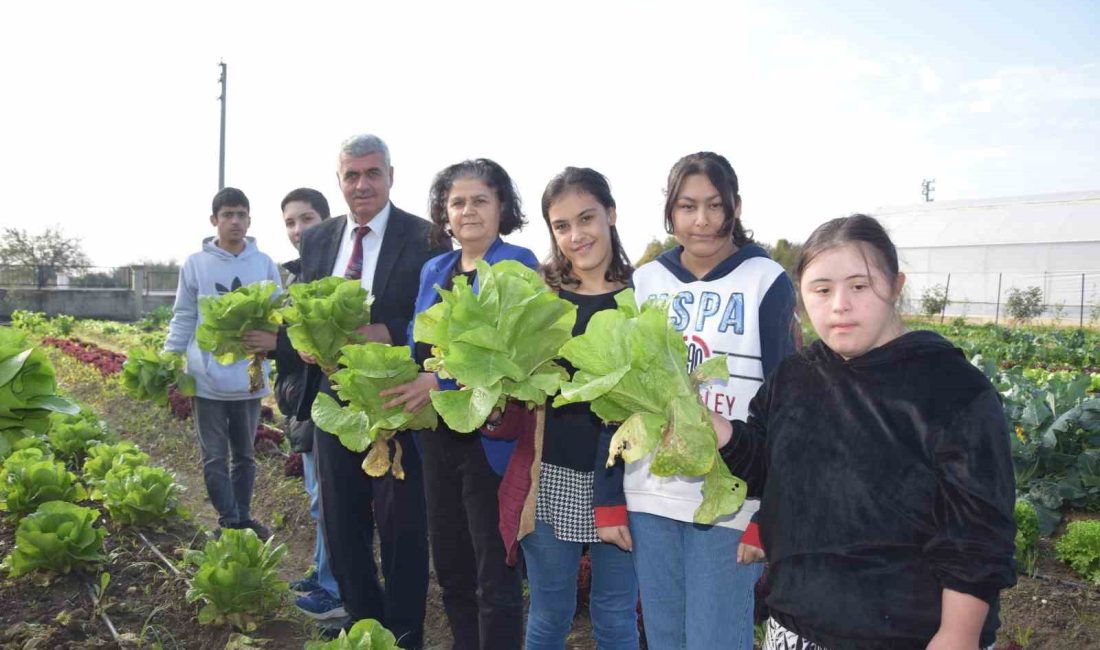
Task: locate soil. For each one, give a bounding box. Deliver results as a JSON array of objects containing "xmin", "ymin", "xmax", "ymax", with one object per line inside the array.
[{"xmin": 997, "ymin": 525, "xmax": 1100, "ymax": 649}]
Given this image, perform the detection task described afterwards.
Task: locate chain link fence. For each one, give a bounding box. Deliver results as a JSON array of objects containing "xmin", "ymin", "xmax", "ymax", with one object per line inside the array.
[{"xmin": 900, "ymin": 270, "xmax": 1100, "ymax": 327}]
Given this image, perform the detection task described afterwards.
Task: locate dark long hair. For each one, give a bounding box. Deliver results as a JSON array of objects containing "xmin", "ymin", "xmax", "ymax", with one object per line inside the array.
[
  {"xmin": 663, "ymin": 152, "xmax": 753, "ymax": 246},
  {"xmin": 540, "ymin": 167, "xmax": 633, "ymax": 291},
  {"xmin": 427, "ymin": 158, "xmax": 526, "ymax": 248}
]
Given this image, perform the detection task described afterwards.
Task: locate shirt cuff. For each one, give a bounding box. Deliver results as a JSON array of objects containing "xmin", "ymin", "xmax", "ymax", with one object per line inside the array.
[
  {"xmin": 594, "ymin": 505, "xmax": 629, "ymax": 528},
  {"xmin": 741, "ymin": 522, "xmax": 762, "ymax": 549}
]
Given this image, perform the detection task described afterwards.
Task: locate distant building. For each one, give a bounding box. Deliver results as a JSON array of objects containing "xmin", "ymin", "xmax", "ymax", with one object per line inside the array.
[{"xmin": 871, "ymin": 191, "xmax": 1100, "ymax": 322}]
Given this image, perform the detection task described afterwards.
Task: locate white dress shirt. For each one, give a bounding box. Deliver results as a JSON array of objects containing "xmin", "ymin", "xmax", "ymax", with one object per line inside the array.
[{"xmin": 329, "ymin": 202, "xmax": 392, "ymax": 294}]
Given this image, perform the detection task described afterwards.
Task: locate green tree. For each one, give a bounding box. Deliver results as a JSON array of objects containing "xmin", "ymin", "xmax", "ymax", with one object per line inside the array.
[
  {"xmin": 635, "ymin": 236, "xmax": 679, "ymax": 266},
  {"xmin": 761, "ymin": 239, "xmax": 802, "ymax": 281},
  {"xmin": 0, "ymin": 226, "xmax": 91, "ymax": 288}
]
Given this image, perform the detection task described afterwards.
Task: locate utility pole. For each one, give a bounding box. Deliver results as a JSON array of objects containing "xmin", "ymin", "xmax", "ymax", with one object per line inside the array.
[
  {"xmin": 922, "ymin": 178, "xmax": 935, "ymax": 202},
  {"xmin": 217, "ymin": 61, "xmax": 227, "ymax": 190}
]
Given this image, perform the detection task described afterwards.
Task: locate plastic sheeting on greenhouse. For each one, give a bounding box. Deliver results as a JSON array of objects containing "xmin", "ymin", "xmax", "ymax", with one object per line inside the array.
[{"xmin": 871, "ymin": 191, "xmax": 1100, "ymax": 324}]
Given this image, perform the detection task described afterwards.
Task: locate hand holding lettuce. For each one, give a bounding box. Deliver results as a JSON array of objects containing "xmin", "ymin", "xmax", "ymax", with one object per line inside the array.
[
  {"xmin": 553, "ymin": 290, "xmax": 747, "ymax": 524},
  {"xmin": 278, "ymin": 277, "xmax": 373, "ymax": 374},
  {"xmin": 413, "ymin": 260, "xmax": 576, "ymax": 433},
  {"xmin": 196, "ymin": 281, "xmax": 283, "ymax": 392},
  {"xmin": 311, "ymin": 343, "xmax": 438, "ymax": 479}
]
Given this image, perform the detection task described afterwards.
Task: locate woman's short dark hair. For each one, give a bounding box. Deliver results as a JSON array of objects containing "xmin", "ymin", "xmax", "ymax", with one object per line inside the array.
[
  {"xmin": 663, "ymin": 152, "xmax": 753, "ymax": 247},
  {"xmin": 797, "ymin": 214, "xmax": 900, "ymax": 300},
  {"xmin": 280, "ymin": 187, "xmax": 331, "ymax": 220},
  {"xmin": 540, "ymin": 167, "xmax": 633, "ymax": 291},
  {"xmin": 212, "ymin": 187, "xmax": 249, "ymax": 216},
  {"xmin": 428, "ymin": 159, "xmax": 526, "ymax": 248}
]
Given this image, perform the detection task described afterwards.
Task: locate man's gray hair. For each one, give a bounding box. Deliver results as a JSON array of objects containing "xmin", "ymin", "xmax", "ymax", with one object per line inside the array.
[{"xmin": 339, "ymin": 133, "xmax": 391, "ymax": 167}]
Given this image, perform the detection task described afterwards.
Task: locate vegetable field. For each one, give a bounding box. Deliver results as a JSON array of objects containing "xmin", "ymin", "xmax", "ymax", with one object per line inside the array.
[{"xmin": 2, "ymin": 311, "xmax": 1098, "ymax": 649}]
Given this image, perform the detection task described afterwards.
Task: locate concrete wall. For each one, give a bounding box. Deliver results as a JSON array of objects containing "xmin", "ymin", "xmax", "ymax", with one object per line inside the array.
[{"xmin": 0, "ymin": 266, "xmax": 175, "ymax": 322}]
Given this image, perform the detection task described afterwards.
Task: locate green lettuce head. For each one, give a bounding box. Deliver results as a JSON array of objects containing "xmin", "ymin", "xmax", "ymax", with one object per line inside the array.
[
  {"xmin": 196, "ymin": 281, "xmax": 283, "ymax": 392},
  {"xmin": 278, "ymin": 277, "xmax": 373, "ymax": 373},
  {"xmin": 554, "ymin": 290, "xmax": 747, "ymax": 524},
  {"xmin": 413, "ymin": 259, "xmax": 576, "ymax": 432},
  {"xmin": 311, "ymin": 342, "xmax": 437, "ymax": 479},
  {"xmin": 119, "ymin": 346, "xmax": 196, "ymax": 404},
  {"xmin": 0, "ymin": 447, "xmax": 88, "ymax": 519},
  {"xmin": 2, "ymin": 500, "xmax": 106, "ymax": 577}
]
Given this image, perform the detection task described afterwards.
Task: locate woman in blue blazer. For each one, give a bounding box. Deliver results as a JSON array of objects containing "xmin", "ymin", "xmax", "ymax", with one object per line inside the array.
[{"xmin": 383, "ymin": 158, "xmax": 537, "ymax": 650}]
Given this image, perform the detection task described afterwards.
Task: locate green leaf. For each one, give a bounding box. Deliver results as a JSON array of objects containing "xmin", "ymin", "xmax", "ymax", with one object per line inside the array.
[
  {"xmin": 430, "ymin": 384, "xmax": 502, "ymax": 434},
  {"xmin": 606, "ymin": 412, "xmax": 665, "ymax": 466},
  {"xmin": 0, "ymin": 348, "xmax": 33, "ymax": 386},
  {"xmin": 695, "ymin": 461, "xmax": 749, "ymax": 524},
  {"xmin": 311, "ymin": 393, "xmax": 372, "ymax": 452}
]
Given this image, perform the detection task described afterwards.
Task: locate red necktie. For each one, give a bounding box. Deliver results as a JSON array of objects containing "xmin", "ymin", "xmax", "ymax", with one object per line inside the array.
[{"xmin": 343, "ymin": 225, "xmax": 371, "ymax": 280}]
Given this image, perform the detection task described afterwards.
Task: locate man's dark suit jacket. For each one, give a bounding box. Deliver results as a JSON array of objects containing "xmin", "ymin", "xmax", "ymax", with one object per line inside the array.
[{"xmin": 295, "ymin": 205, "xmax": 446, "ymax": 420}]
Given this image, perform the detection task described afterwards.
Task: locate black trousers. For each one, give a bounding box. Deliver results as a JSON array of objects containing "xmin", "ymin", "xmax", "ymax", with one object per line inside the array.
[
  {"xmin": 315, "ymin": 422, "xmax": 429, "ymax": 648},
  {"xmin": 420, "ymin": 429, "xmax": 523, "ymax": 650}
]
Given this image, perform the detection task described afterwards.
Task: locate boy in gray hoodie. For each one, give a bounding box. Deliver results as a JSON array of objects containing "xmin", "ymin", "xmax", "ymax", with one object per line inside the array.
[{"xmin": 164, "ymin": 187, "xmax": 283, "ymax": 539}]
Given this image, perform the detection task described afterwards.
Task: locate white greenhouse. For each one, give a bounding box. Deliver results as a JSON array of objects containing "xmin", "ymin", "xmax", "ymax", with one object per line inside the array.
[{"xmin": 870, "ymin": 190, "xmax": 1100, "ymax": 325}]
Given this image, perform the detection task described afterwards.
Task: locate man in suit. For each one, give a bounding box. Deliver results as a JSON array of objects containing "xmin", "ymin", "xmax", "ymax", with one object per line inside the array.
[{"xmin": 296, "ymin": 134, "xmax": 448, "ymax": 647}]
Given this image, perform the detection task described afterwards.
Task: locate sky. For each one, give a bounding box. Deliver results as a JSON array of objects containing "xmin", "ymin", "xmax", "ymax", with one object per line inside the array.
[{"xmin": 1, "ymin": 0, "xmax": 1097, "ymax": 269}]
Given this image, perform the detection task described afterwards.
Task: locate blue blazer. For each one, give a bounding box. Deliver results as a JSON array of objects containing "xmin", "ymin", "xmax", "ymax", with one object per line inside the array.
[{"xmin": 409, "ymin": 238, "xmax": 540, "ymax": 475}]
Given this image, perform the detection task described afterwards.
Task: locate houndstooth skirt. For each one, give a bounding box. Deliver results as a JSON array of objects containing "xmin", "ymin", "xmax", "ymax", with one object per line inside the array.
[{"xmin": 535, "ymin": 462, "xmax": 599, "ymax": 543}]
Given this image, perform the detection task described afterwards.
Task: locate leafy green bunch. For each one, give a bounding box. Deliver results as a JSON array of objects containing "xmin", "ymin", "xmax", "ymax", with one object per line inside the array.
[
  {"xmin": 185, "ymin": 528, "xmax": 288, "ymax": 631},
  {"xmin": 47, "ymin": 407, "xmax": 116, "ymax": 463},
  {"xmin": 119, "ymin": 346, "xmax": 196, "ymax": 404},
  {"xmin": 554, "ymin": 291, "xmax": 746, "ymax": 524},
  {"xmin": 196, "ymin": 281, "xmax": 283, "ymax": 392},
  {"xmin": 0, "ymin": 448, "xmax": 88, "ymax": 519},
  {"xmin": 1, "ymin": 500, "xmax": 106, "ymax": 577},
  {"xmin": 0, "ymin": 429, "xmax": 49, "ymax": 462},
  {"xmin": 1055, "ymin": 520, "xmax": 1100, "ymax": 585},
  {"xmin": 413, "ymin": 260, "xmax": 576, "ymax": 433},
  {"xmin": 312, "ymin": 343, "xmax": 437, "ymax": 479},
  {"xmin": 99, "ymin": 465, "xmax": 184, "ymax": 526},
  {"xmin": 82, "ymin": 441, "xmax": 151, "ymax": 494},
  {"xmin": 305, "ymin": 619, "xmax": 400, "ymax": 650},
  {"xmin": 1014, "ymin": 499, "xmax": 1040, "ymax": 575},
  {"xmin": 0, "ymin": 326, "xmax": 79, "ymax": 434},
  {"xmin": 279, "ymin": 277, "xmax": 373, "ymax": 374}
]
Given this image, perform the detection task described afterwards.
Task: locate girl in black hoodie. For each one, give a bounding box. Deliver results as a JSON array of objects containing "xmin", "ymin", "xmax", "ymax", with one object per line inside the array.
[{"xmin": 715, "ymin": 214, "xmax": 1016, "ymax": 650}]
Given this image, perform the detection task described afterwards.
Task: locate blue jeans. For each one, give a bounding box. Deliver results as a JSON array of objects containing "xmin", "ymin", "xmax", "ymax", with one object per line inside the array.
[
  {"xmin": 630, "ymin": 512, "xmax": 762, "ymax": 650},
  {"xmin": 192, "ymin": 397, "xmax": 260, "ymax": 528},
  {"xmin": 302, "ymin": 451, "xmax": 340, "ymax": 600},
  {"xmin": 521, "ymin": 519, "xmax": 639, "ymax": 650}
]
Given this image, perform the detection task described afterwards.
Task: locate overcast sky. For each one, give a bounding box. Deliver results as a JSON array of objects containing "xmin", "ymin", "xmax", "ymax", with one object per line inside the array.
[{"xmin": 2, "ymin": 0, "xmax": 1097, "ymax": 269}]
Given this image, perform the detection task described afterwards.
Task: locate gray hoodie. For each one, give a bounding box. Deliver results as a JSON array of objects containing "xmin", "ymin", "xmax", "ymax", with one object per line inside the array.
[{"xmin": 164, "ymin": 237, "xmax": 283, "ymax": 400}]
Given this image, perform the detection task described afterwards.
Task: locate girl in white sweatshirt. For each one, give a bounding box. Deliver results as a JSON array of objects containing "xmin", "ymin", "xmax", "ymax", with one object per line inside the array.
[{"xmin": 627, "ymin": 152, "xmax": 796, "ymax": 649}]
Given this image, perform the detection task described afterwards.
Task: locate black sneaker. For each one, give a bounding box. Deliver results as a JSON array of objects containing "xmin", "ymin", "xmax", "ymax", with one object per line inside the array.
[{"xmin": 235, "ymin": 519, "xmax": 272, "ymax": 541}]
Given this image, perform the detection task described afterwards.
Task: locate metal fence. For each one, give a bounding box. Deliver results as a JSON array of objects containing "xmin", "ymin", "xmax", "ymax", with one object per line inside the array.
[
  {"xmin": 900, "ymin": 270, "xmax": 1100, "ymax": 327},
  {"xmin": 0, "ymin": 265, "xmax": 134, "ymax": 289}
]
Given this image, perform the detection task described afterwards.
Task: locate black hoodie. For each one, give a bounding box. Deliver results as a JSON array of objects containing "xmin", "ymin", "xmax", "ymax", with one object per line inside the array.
[{"xmin": 721, "ymin": 330, "xmax": 1016, "ymax": 649}]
